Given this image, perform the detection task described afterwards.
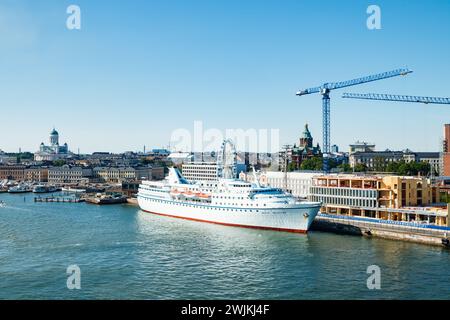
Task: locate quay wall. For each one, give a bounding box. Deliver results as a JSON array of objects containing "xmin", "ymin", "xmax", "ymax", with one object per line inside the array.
[{"xmin": 311, "ymin": 213, "xmax": 450, "ymax": 247}]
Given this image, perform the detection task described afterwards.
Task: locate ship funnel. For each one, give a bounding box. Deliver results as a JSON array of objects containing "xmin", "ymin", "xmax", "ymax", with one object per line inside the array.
[{"xmin": 168, "ymin": 167, "xmax": 189, "ymax": 185}]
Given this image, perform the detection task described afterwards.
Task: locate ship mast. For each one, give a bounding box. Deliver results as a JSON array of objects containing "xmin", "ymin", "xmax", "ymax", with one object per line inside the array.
[{"xmin": 282, "ymin": 144, "xmax": 291, "ymax": 192}]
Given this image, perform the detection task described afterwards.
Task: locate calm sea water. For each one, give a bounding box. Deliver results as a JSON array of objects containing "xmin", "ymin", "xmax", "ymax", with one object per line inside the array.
[{"xmin": 0, "ymin": 192, "xmax": 449, "ymax": 300}]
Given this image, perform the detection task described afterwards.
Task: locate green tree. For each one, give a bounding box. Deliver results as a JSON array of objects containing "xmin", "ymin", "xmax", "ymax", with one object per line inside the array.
[
  {"xmin": 53, "ymin": 159, "xmax": 66, "ymax": 167},
  {"xmin": 300, "ymin": 157, "xmax": 323, "ymax": 171},
  {"xmin": 386, "ymin": 161, "xmax": 400, "ymax": 173},
  {"xmin": 287, "ymin": 162, "xmax": 297, "ymax": 172},
  {"xmin": 337, "ymin": 163, "xmax": 352, "ymax": 172},
  {"xmin": 354, "ymin": 163, "xmax": 367, "ymax": 172},
  {"xmin": 373, "ymin": 156, "xmax": 386, "ymax": 172}
]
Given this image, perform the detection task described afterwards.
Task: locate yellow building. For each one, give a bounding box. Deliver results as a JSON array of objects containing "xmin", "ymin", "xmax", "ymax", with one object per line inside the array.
[{"xmin": 310, "ymin": 174, "xmax": 448, "ymax": 226}]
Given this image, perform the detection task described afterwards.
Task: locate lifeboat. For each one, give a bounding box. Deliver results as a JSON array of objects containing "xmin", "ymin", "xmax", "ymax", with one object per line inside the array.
[
  {"xmin": 198, "ymin": 193, "xmax": 211, "ymax": 199},
  {"xmin": 183, "ymin": 191, "xmax": 196, "ymax": 198},
  {"xmin": 170, "ymin": 189, "xmax": 182, "ymax": 197}
]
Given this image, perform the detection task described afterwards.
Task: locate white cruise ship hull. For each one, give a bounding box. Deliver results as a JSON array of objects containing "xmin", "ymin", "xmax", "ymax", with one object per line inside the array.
[{"xmin": 137, "ymin": 195, "xmax": 320, "ymax": 233}]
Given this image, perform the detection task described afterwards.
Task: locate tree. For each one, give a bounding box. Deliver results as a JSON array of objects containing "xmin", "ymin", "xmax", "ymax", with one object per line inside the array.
[
  {"xmin": 337, "ymin": 163, "xmax": 352, "ymax": 172},
  {"xmin": 373, "ymin": 156, "xmax": 386, "ymax": 172},
  {"xmin": 53, "ymin": 159, "xmax": 66, "ymax": 167},
  {"xmin": 354, "ymin": 163, "xmax": 367, "ymax": 172},
  {"xmin": 287, "ymin": 162, "xmax": 297, "ymax": 172},
  {"xmin": 300, "ymin": 157, "xmax": 323, "ymax": 171}
]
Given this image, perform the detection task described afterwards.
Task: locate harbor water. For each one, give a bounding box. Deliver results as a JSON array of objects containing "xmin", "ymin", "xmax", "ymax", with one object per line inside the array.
[{"xmin": 1, "ymin": 192, "xmax": 449, "ymax": 299}]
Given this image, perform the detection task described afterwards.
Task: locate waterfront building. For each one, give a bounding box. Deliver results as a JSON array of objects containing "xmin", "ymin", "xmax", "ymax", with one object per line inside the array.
[
  {"xmin": 309, "ymin": 174, "xmax": 447, "ymax": 226},
  {"xmin": 240, "ymin": 170, "xmax": 321, "ymax": 199},
  {"xmin": 25, "ymin": 167, "xmax": 49, "ymax": 182},
  {"xmin": 48, "ymin": 165, "xmax": 92, "ymax": 184},
  {"xmin": 93, "ymin": 167, "xmax": 137, "ymax": 183},
  {"xmin": 34, "ymin": 128, "xmax": 71, "ymax": 162},
  {"xmin": 93, "ymin": 166, "xmax": 164, "ymax": 183},
  {"xmin": 0, "ymin": 165, "xmax": 26, "ymax": 181}
]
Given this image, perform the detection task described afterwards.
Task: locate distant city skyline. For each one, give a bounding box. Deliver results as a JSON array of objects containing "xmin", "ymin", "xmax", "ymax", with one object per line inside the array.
[{"xmin": 1, "ymin": 0, "xmax": 449, "ymax": 153}]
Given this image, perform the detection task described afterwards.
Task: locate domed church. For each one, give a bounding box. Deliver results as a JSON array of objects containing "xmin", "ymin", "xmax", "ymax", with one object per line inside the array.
[
  {"xmin": 289, "ymin": 123, "xmax": 321, "ymax": 169},
  {"xmin": 34, "ymin": 128, "xmax": 71, "ymax": 161}
]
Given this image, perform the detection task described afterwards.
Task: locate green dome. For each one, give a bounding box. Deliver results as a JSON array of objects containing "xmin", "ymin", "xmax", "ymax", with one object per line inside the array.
[{"xmin": 50, "ymin": 128, "xmax": 59, "ymax": 135}]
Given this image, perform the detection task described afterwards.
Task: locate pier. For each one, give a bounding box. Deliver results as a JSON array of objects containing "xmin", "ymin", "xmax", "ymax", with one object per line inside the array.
[
  {"xmin": 312, "ymin": 213, "xmax": 450, "ymax": 247},
  {"xmin": 34, "ymin": 196, "xmax": 85, "ymax": 203}
]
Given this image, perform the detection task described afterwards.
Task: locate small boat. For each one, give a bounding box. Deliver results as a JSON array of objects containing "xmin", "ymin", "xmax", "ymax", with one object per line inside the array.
[
  {"xmin": 33, "ymin": 185, "xmax": 48, "ymax": 193},
  {"xmin": 62, "ymin": 187, "xmax": 86, "ymax": 193},
  {"xmin": 86, "ymin": 193, "xmax": 127, "ymax": 205},
  {"xmin": 0, "ymin": 201, "xmax": 5, "ymax": 207},
  {"xmin": 33, "ymin": 185, "xmax": 59, "ymax": 193},
  {"xmin": 8, "ymin": 184, "xmax": 32, "ymax": 193}
]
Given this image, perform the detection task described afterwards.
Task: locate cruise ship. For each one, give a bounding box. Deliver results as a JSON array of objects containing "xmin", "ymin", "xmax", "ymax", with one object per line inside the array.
[{"xmin": 137, "ymin": 168, "xmax": 321, "ymax": 233}]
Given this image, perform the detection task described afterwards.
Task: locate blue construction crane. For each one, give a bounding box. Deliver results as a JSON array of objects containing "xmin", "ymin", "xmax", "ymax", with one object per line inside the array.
[
  {"xmin": 296, "ymin": 68, "xmax": 412, "ymax": 172},
  {"xmin": 342, "ymin": 93, "xmax": 450, "ymax": 105}
]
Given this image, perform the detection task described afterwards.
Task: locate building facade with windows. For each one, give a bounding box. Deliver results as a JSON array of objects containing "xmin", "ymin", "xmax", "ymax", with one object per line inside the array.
[
  {"xmin": 48, "ymin": 166, "xmax": 92, "ymax": 184},
  {"xmin": 309, "ymin": 174, "xmax": 447, "ymax": 226},
  {"xmin": 0, "ymin": 166, "xmax": 26, "ymax": 181},
  {"xmin": 25, "ymin": 168, "xmax": 49, "ymax": 182},
  {"xmin": 93, "ymin": 166, "xmax": 164, "ymax": 183},
  {"xmin": 349, "ymin": 148, "xmax": 441, "ymax": 174},
  {"xmin": 182, "ymin": 162, "xmax": 219, "ymax": 182}
]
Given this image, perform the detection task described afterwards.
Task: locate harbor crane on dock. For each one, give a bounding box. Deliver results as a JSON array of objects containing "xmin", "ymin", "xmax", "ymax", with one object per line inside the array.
[
  {"xmin": 296, "ymin": 68, "xmax": 412, "ymax": 172},
  {"xmin": 341, "ymin": 93, "xmax": 450, "ymax": 105}
]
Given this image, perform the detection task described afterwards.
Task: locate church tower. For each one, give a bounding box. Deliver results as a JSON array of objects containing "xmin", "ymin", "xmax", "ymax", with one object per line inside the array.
[{"xmin": 299, "ymin": 123, "xmax": 313, "ymax": 148}]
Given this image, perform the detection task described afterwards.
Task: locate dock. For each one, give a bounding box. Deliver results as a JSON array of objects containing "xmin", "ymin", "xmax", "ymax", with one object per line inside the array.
[
  {"xmin": 34, "ymin": 197, "xmax": 85, "ymax": 203},
  {"xmin": 312, "ymin": 213, "xmax": 450, "ymax": 247}
]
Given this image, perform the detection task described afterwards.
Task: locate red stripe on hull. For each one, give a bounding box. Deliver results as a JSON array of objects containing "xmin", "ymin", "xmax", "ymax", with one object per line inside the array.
[{"xmin": 141, "ymin": 209, "xmax": 308, "ymax": 234}]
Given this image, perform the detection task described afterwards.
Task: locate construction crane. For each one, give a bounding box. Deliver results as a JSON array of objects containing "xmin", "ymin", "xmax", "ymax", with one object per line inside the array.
[
  {"xmin": 342, "ymin": 93, "xmax": 450, "ymax": 105},
  {"xmin": 296, "ymin": 68, "xmax": 412, "ymax": 172}
]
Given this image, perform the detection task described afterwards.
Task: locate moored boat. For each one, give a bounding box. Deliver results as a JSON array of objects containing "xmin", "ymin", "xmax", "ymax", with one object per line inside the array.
[{"xmin": 8, "ymin": 184, "xmax": 32, "ymax": 193}]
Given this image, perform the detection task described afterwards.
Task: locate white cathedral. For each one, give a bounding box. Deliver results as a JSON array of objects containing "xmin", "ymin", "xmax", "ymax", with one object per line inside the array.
[{"xmin": 34, "ymin": 128, "xmax": 71, "ymax": 161}]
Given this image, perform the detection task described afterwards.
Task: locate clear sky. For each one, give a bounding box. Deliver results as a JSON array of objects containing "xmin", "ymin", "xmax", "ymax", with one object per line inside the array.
[{"xmin": 1, "ymin": 0, "xmax": 449, "ymax": 153}]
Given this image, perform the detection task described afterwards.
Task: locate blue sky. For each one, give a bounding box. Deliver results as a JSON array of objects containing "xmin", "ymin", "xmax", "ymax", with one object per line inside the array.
[{"xmin": 0, "ymin": 0, "xmax": 449, "ymax": 153}]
